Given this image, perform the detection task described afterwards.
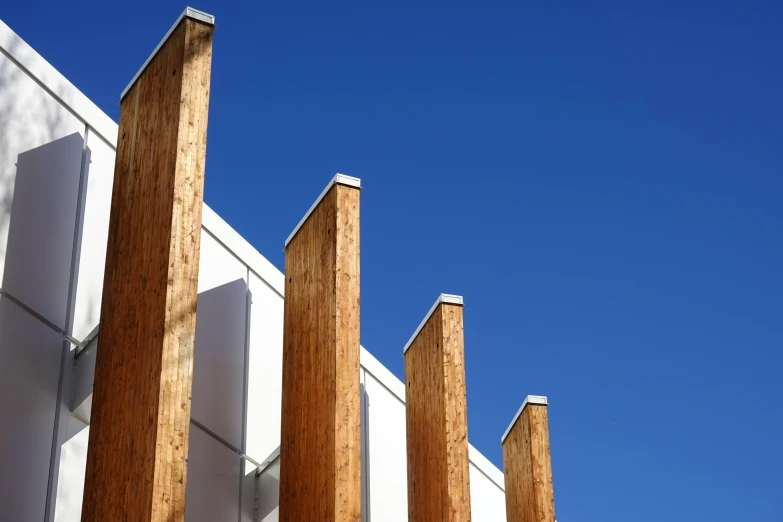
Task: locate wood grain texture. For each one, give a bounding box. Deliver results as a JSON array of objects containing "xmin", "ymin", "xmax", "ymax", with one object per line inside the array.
[
  {"xmin": 502, "ymin": 404, "xmax": 555, "ymax": 522},
  {"xmin": 279, "ymin": 183, "xmax": 361, "ymax": 522},
  {"xmin": 81, "ymin": 18, "xmax": 213, "ymax": 522},
  {"xmin": 404, "ymin": 302, "xmax": 472, "ymax": 522}
]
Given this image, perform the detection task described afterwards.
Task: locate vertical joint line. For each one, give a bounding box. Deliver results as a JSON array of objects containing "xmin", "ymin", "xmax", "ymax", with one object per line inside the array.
[
  {"xmin": 44, "ymin": 123, "xmax": 92, "ymax": 522},
  {"xmin": 253, "ymin": 469, "xmax": 260, "ymax": 522},
  {"xmin": 241, "ymin": 266, "xmax": 251, "ymax": 453},
  {"xmin": 239, "ymin": 265, "xmax": 252, "ymax": 522},
  {"xmin": 361, "ymin": 369, "xmax": 372, "ymax": 522}
]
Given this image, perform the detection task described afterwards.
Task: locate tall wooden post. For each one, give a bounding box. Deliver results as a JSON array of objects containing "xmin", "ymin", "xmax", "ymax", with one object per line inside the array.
[
  {"xmin": 501, "ymin": 395, "xmax": 556, "ymax": 522},
  {"xmin": 81, "ymin": 9, "xmax": 214, "ymax": 522},
  {"xmin": 403, "ymin": 294, "xmax": 472, "ymax": 522},
  {"xmin": 279, "ymin": 174, "xmax": 362, "ymax": 522}
]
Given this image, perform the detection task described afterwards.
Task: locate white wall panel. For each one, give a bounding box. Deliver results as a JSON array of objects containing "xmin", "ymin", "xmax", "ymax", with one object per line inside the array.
[
  {"xmin": 185, "ymin": 424, "xmax": 242, "ymax": 522},
  {"xmin": 2, "ymin": 133, "xmax": 84, "ymax": 329},
  {"xmin": 469, "ymin": 462, "xmax": 507, "ymax": 521},
  {"xmin": 70, "ymin": 132, "xmax": 115, "ymax": 340},
  {"xmin": 191, "ymin": 232, "xmax": 248, "ymax": 448},
  {"xmin": 256, "ymin": 456, "xmax": 280, "ymax": 522},
  {"xmin": 70, "ymin": 335, "xmax": 98, "ymax": 425},
  {"xmin": 245, "ymin": 273, "xmax": 284, "ymax": 463},
  {"xmin": 240, "ymin": 462, "xmax": 257, "ymax": 522},
  {"xmin": 53, "ymin": 423, "xmax": 89, "ymax": 522},
  {"xmin": 364, "ymin": 372, "xmax": 409, "ymax": 522},
  {"xmin": 198, "ymin": 231, "xmax": 248, "ymax": 293},
  {"xmin": 0, "ymin": 51, "xmax": 85, "ymax": 297},
  {"xmin": 0, "ymin": 296, "xmax": 64, "ymax": 520}
]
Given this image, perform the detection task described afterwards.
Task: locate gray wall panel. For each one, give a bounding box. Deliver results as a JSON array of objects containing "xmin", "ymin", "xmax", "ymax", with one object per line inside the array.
[
  {"xmin": 0, "ymin": 297, "xmax": 64, "ymax": 520},
  {"xmin": 185, "ymin": 424, "xmax": 242, "ymax": 522}
]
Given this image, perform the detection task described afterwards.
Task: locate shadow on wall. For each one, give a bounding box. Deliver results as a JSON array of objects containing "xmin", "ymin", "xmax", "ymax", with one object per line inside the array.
[
  {"xmin": 0, "ymin": 38, "xmax": 76, "ymax": 267},
  {"xmin": 0, "ymin": 133, "xmax": 88, "ymax": 521},
  {"xmin": 0, "ymin": 43, "xmax": 15, "ymax": 238}
]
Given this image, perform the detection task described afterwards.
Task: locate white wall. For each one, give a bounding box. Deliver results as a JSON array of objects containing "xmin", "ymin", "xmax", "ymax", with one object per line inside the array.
[
  {"xmin": 0, "ymin": 16, "xmax": 508, "ymax": 522},
  {"xmin": 363, "ymin": 370, "xmax": 409, "ymax": 521}
]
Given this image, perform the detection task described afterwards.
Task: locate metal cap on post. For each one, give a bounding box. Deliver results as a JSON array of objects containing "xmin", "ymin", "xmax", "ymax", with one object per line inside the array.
[
  {"xmin": 501, "ymin": 395, "xmax": 548, "ymax": 444},
  {"xmin": 403, "ymin": 293, "xmax": 464, "ymax": 355}
]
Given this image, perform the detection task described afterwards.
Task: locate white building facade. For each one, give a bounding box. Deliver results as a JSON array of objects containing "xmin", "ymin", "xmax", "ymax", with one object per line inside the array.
[{"xmin": 0, "ymin": 17, "xmax": 507, "ymax": 522}]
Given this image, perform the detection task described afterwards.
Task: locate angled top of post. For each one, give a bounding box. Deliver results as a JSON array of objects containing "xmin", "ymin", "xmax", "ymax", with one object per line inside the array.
[
  {"xmin": 402, "ymin": 294, "xmax": 464, "ymax": 355},
  {"xmin": 284, "ymin": 173, "xmax": 362, "ymax": 247},
  {"xmin": 501, "ymin": 395, "xmax": 548, "ymax": 444},
  {"xmin": 120, "ymin": 7, "xmax": 215, "ymax": 101}
]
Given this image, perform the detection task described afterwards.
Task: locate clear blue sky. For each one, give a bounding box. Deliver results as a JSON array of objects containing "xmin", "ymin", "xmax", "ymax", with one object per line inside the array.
[{"xmin": 5, "ymin": 1, "xmax": 781, "ymax": 519}]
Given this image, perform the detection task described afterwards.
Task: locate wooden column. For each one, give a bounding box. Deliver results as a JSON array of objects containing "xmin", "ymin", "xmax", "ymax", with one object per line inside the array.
[
  {"xmin": 403, "ymin": 294, "xmax": 472, "ymax": 522},
  {"xmin": 82, "ymin": 9, "xmax": 214, "ymax": 522},
  {"xmin": 501, "ymin": 395, "xmax": 556, "ymax": 522},
  {"xmin": 279, "ymin": 174, "xmax": 362, "ymax": 522}
]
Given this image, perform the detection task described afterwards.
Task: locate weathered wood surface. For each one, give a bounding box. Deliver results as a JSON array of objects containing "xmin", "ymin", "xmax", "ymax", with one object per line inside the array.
[
  {"xmin": 404, "ymin": 301, "xmax": 472, "ymax": 522},
  {"xmin": 279, "ymin": 182, "xmax": 362, "ymax": 522},
  {"xmin": 81, "ymin": 17, "xmax": 213, "ymax": 522},
  {"xmin": 502, "ymin": 404, "xmax": 556, "ymax": 522}
]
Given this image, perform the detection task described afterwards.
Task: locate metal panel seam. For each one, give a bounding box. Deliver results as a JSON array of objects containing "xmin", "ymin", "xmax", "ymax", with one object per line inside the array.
[
  {"xmin": 238, "ymin": 264, "xmax": 252, "ymax": 522},
  {"xmin": 190, "ymin": 418, "xmax": 264, "ymax": 470},
  {"xmin": 0, "ymin": 288, "xmax": 80, "ymax": 345},
  {"xmin": 200, "ymin": 221, "xmax": 283, "ymax": 299},
  {"xmin": 361, "ymin": 368, "xmax": 372, "ymax": 522}
]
